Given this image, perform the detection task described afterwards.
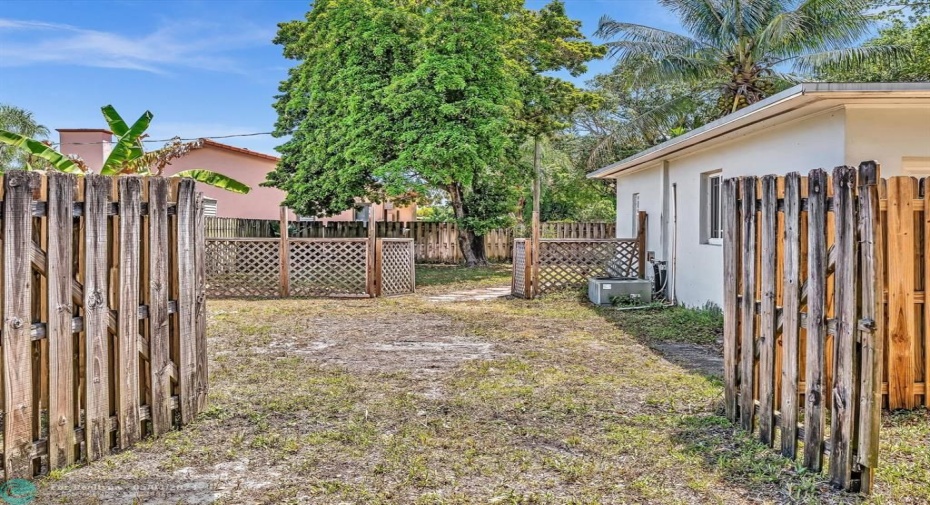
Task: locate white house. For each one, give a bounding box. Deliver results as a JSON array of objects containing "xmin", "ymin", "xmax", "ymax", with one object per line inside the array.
[{"xmin": 590, "ymin": 82, "xmax": 930, "ymax": 308}]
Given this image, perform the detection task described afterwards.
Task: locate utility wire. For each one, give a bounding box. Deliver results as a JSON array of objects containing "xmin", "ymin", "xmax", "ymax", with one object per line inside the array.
[{"xmin": 49, "ymin": 131, "xmax": 275, "ymax": 146}]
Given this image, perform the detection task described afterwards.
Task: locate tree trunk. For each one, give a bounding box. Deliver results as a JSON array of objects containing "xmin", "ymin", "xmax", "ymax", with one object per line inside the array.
[{"xmin": 448, "ymin": 183, "xmax": 489, "ymax": 267}]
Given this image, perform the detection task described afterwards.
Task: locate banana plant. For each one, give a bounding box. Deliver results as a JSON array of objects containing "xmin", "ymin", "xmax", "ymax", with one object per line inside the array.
[{"xmin": 0, "ymin": 105, "xmax": 250, "ymax": 194}]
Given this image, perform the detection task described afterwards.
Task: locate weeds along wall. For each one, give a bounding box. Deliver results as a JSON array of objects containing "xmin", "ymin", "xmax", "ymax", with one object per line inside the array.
[{"xmin": 0, "ymin": 171, "xmax": 207, "ymax": 480}]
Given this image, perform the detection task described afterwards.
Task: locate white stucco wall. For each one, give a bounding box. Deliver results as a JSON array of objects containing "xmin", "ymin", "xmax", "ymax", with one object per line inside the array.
[
  {"xmin": 614, "ymin": 163, "xmax": 664, "ymax": 266},
  {"xmin": 616, "ymin": 108, "xmax": 849, "ymax": 308},
  {"xmin": 845, "ymin": 106, "xmax": 930, "ymax": 176}
]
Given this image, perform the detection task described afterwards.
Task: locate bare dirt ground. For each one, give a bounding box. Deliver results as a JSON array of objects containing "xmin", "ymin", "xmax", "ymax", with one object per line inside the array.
[{"xmin": 35, "ymin": 273, "xmax": 929, "ymax": 504}]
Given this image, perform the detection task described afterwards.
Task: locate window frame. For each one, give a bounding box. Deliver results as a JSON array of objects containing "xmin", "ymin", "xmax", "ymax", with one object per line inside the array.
[
  {"xmin": 702, "ymin": 171, "xmax": 723, "ymax": 246},
  {"xmin": 631, "ymin": 192, "xmax": 640, "ymax": 236}
]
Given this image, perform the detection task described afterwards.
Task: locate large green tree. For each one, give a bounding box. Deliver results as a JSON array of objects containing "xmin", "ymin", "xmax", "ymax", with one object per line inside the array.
[
  {"xmin": 266, "ymin": 0, "xmax": 601, "ymax": 265},
  {"xmin": 597, "ymin": 0, "xmax": 907, "ymax": 117}
]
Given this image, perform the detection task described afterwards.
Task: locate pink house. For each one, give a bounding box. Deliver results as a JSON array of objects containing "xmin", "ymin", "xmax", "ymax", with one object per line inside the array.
[{"xmin": 57, "ymin": 130, "xmax": 416, "ymax": 221}]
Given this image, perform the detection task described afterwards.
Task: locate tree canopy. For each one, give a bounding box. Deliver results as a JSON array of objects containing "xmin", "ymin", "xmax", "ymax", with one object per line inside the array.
[
  {"xmin": 266, "ymin": 0, "xmax": 602, "ymax": 265},
  {"xmin": 596, "ymin": 0, "xmax": 909, "ymax": 117}
]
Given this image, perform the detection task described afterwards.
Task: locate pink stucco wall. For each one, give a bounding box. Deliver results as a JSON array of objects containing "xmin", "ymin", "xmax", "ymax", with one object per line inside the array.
[
  {"xmin": 57, "ymin": 131, "xmax": 415, "ymax": 221},
  {"xmin": 158, "ymin": 144, "xmax": 288, "ymax": 220},
  {"xmin": 56, "ymin": 130, "xmax": 113, "ymax": 172}
]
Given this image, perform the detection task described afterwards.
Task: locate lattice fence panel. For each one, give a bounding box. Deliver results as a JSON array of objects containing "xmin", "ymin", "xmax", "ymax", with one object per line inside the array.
[
  {"xmin": 206, "ymin": 239, "xmax": 280, "ymax": 297},
  {"xmin": 289, "ymin": 239, "xmax": 368, "ymax": 297},
  {"xmin": 537, "ymin": 240, "xmax": 639, "ymax": 295},
  {"xmin": 512, "ymin": 239, "xmax": 528, "ymax": 297},
  {"xmin": 380, "ymin": 239, "xmax": 415, "ymax": 296}
]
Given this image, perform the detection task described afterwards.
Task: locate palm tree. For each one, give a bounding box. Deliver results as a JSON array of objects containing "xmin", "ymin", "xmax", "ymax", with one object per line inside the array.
[
  {"xmin": 597, "ymin": 0, "xmax": 907, "ymax": 117},
  {"xmin": 0, "ymin": 104, "xmax": 50, "ymax": 169}
]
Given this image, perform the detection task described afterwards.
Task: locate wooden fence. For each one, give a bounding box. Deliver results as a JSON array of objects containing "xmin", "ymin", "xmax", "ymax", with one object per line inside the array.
[
  {"xmin": 513, "ymin": 213, "xmax": 645, "ymax": 298},
  {"xmin": 205, "ymin": 213, "xmax": 415, "ymax": 298},
  {"xmin": 204, "ymin": 218, "xmax": 615, "ymax": 263},
  {"xmin": 722, "ymin": 164, "xmax": 884, "ymax": 493},
  {"xmin": 0, "ymin": 171, "xmax": 207, "ymax": 481}
]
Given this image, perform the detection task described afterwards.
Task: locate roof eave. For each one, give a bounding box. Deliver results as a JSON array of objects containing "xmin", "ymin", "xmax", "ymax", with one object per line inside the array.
[{"xmin": 588, "ymin": 82, "xmax": 930, "ymax": 180}]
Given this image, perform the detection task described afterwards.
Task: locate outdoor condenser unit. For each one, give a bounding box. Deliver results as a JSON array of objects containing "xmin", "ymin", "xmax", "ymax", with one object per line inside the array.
[{"xmin": 587, "ymin": 277, "xmax": 652, "ymax": 306}]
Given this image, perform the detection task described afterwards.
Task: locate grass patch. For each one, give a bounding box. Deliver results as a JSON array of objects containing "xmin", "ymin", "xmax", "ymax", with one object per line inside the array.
[
  {"xmin": 416, "ymin": 264, "xmax": 512, "ymax": 290},
  {"xmin": 36, "ymin": 289, "xmax": 921, "ymax": 504},
  {"xmin": 601, "ymin": 304, "xmax": 724, "ymax": 346}
]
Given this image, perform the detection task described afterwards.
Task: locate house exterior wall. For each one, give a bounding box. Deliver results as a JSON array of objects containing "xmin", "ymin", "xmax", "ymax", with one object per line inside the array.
[
  {"xmin": 615, "ymin": 108, "xmax": 848, "ymax": 308},
  {"xmin": 845, "ymin": 106, "xmax": 930, "ymax": 176},
  {"xmin": 614, "ymin": 163, "xmax": 664, "ymax": 258},
  {"xmin": 57, "ymin": 130, "xmax": 418, "ymax": 221},
  {"xmin": 158, "ymin": 146, "xmax": 289, "ymax": 220},
  {"xmin": 56, "ymin": 130, "xmax": 113, "ymax": 171}
]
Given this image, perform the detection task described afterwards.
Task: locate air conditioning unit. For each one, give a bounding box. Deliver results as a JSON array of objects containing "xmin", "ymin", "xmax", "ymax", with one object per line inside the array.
[{"xmin": 588, "ymin": 277, "xmax": 652, "ymax": 306}]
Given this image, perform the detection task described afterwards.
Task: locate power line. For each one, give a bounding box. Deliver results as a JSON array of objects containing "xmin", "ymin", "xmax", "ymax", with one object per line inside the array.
[{"xmin": 49, "ymin": 131, "xmax": 275, "ymax": 146}]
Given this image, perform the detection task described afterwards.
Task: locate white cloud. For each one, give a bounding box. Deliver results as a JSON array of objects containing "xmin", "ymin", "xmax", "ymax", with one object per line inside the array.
[{"xmin": 0, "ymin": 18, "xmax": 273, "ymax": 74}]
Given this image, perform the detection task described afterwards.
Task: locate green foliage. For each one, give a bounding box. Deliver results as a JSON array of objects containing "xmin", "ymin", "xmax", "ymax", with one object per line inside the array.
[
  {"xmin": 0, "ymin": 130, "xmax": 83, "ymax": 174},
  {"xmin": 517, "ymin": 136, "xmax": 616, "ymax": 222},
  {"xmin": 266, "ymin": 0, "xmax": 601, "ymax": 263},
  {"xmin": 575, "ymin": 61, "xmax": 716, "ymax": 169},
  {"xmin": 416, "ymin": 205, "xmax": 455, "ymax": 222},
  {"xmin": 0, "ymin": 105, "xmax": 249, "ymax": 193},
  {"xmin": 0, "ymin": 104, "xmax": 50, "ymax": 170},
  {"xmin": 819, "ymin": 16, "xmax": 930, "ymax": 82},
  {"xmin": 597, "ymin": 0, "xmax": 909, "ymax": 117}
]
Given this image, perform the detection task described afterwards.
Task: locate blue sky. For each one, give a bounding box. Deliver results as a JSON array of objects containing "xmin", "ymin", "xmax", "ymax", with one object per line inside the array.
[{"xmin": 0, "ymin": 0, "xmax": 679, "ymax": 155}]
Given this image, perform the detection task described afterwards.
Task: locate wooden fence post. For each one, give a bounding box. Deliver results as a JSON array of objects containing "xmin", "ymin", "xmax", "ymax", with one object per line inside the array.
[
  {"xmin": 147, "ymin": 177, "xmax": 173, "ymax": 437},
  {"xmin": 117, "ymin": 177, "xmax": 143, "ymax": 448},
  {"xmin": 830, "ymin": 166, "xmax": 858, "ymax": 489},
  {"xmin": 46, "ymin": 172, "xmax": 76, "ymax": 469},
  {"xmin": 857, "ymin": 161, "xmax": 884, "ymax": 494},
  {"xmin": 83, "ymin": 174, "xmax": 112, "ymax": 462},
  {"xmin": 886, "ymin": 176, "xmax": 917, "ymax": 409},
  {"xmin": 3, "ymin": 171, "xmax": 39, "ymax": 479},
  {"xmin": 368, "ymin": 206, "xmax": 378, "ymax": 297},
  {"xmin": 739, "ymin": 176, "xmax": 758, "ymax": 433},
  {"xmin": 279, "ymin": 206, "xmax": 290, "ymax": 297},
  {"xmin": 722, "ymin": 178, "xmax": 740, "ymax": 423},
  {"xmin": 780, "ymin": 172, "xmax": 802, "ymax": 459},
  {"xmin": 759, "ymin": 175, "xmax": 778, "ymax": 447},
  {"xmin": 804, "ymin": 168, "xmax": 828, "ymax": 471}
]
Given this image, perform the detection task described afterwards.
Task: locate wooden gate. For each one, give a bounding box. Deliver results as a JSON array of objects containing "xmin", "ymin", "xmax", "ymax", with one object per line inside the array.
[
  {"xmin": 375, "ymin": 239, "xmax": 416, "ymax": 296},
  {"xmin": 0, "ymin": 171, "xmax": 207, "ymax": 481},
  {"xmin": 512, "ymin": 213, "xmax": 646, "ymax": 298},
  {"xmin": 722, "ymin": 163, "xmax": 883, "ymax": 493},
  {"xmin": 205, "ymin": 234, "xmax": 414, "ymax": 297}
]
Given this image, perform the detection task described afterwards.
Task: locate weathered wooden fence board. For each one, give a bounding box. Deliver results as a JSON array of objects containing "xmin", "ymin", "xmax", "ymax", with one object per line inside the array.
[
  {"xmin": 804, "ymin": 168, "xmax": 828, "ymax": 472},
  {"xmin": 47, "ymin": 172, "xmax": 75, "ymax": 469},
  {"xmin": 205, "ymin": 218, "xmax": 614, "ymax": 263},
  {"xmin": 723, "ymin": 163, "xmax": 886, "ymax": 494},
  {"xmin": 0, "ymin": 171, "xmax": 207, "ymax": 481}
]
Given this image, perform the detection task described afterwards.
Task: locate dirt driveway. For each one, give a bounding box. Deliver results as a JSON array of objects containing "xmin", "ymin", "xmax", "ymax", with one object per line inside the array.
[{"xmin": 35, "ymin": 273, "xmax": 927, "ymax": 504}]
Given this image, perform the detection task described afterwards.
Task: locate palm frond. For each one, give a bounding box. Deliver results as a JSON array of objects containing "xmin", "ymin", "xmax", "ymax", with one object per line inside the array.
[
  {"xmin": 788, "ymin": 44, "xmax": 910, "ymax": 74},
  {"xmin": 657, "ymin": 0, "xmax": 728, "ymax": 43}
]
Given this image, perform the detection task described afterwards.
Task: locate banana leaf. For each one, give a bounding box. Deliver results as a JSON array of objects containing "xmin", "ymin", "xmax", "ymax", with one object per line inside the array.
[
  {"xmin": 101, "ymin": 108, "xmax": 153, "ymax": 175},
  {"xmin": 101, "ymin": 105, "xmax": 144, "ymax": 162},
  {"xmin": 0, "ymin": 130, "xmax": 84, "ymax": 174},
  {"xmin": 174, "ymin": 169, "xmax": 251, "ymax": 194}
]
